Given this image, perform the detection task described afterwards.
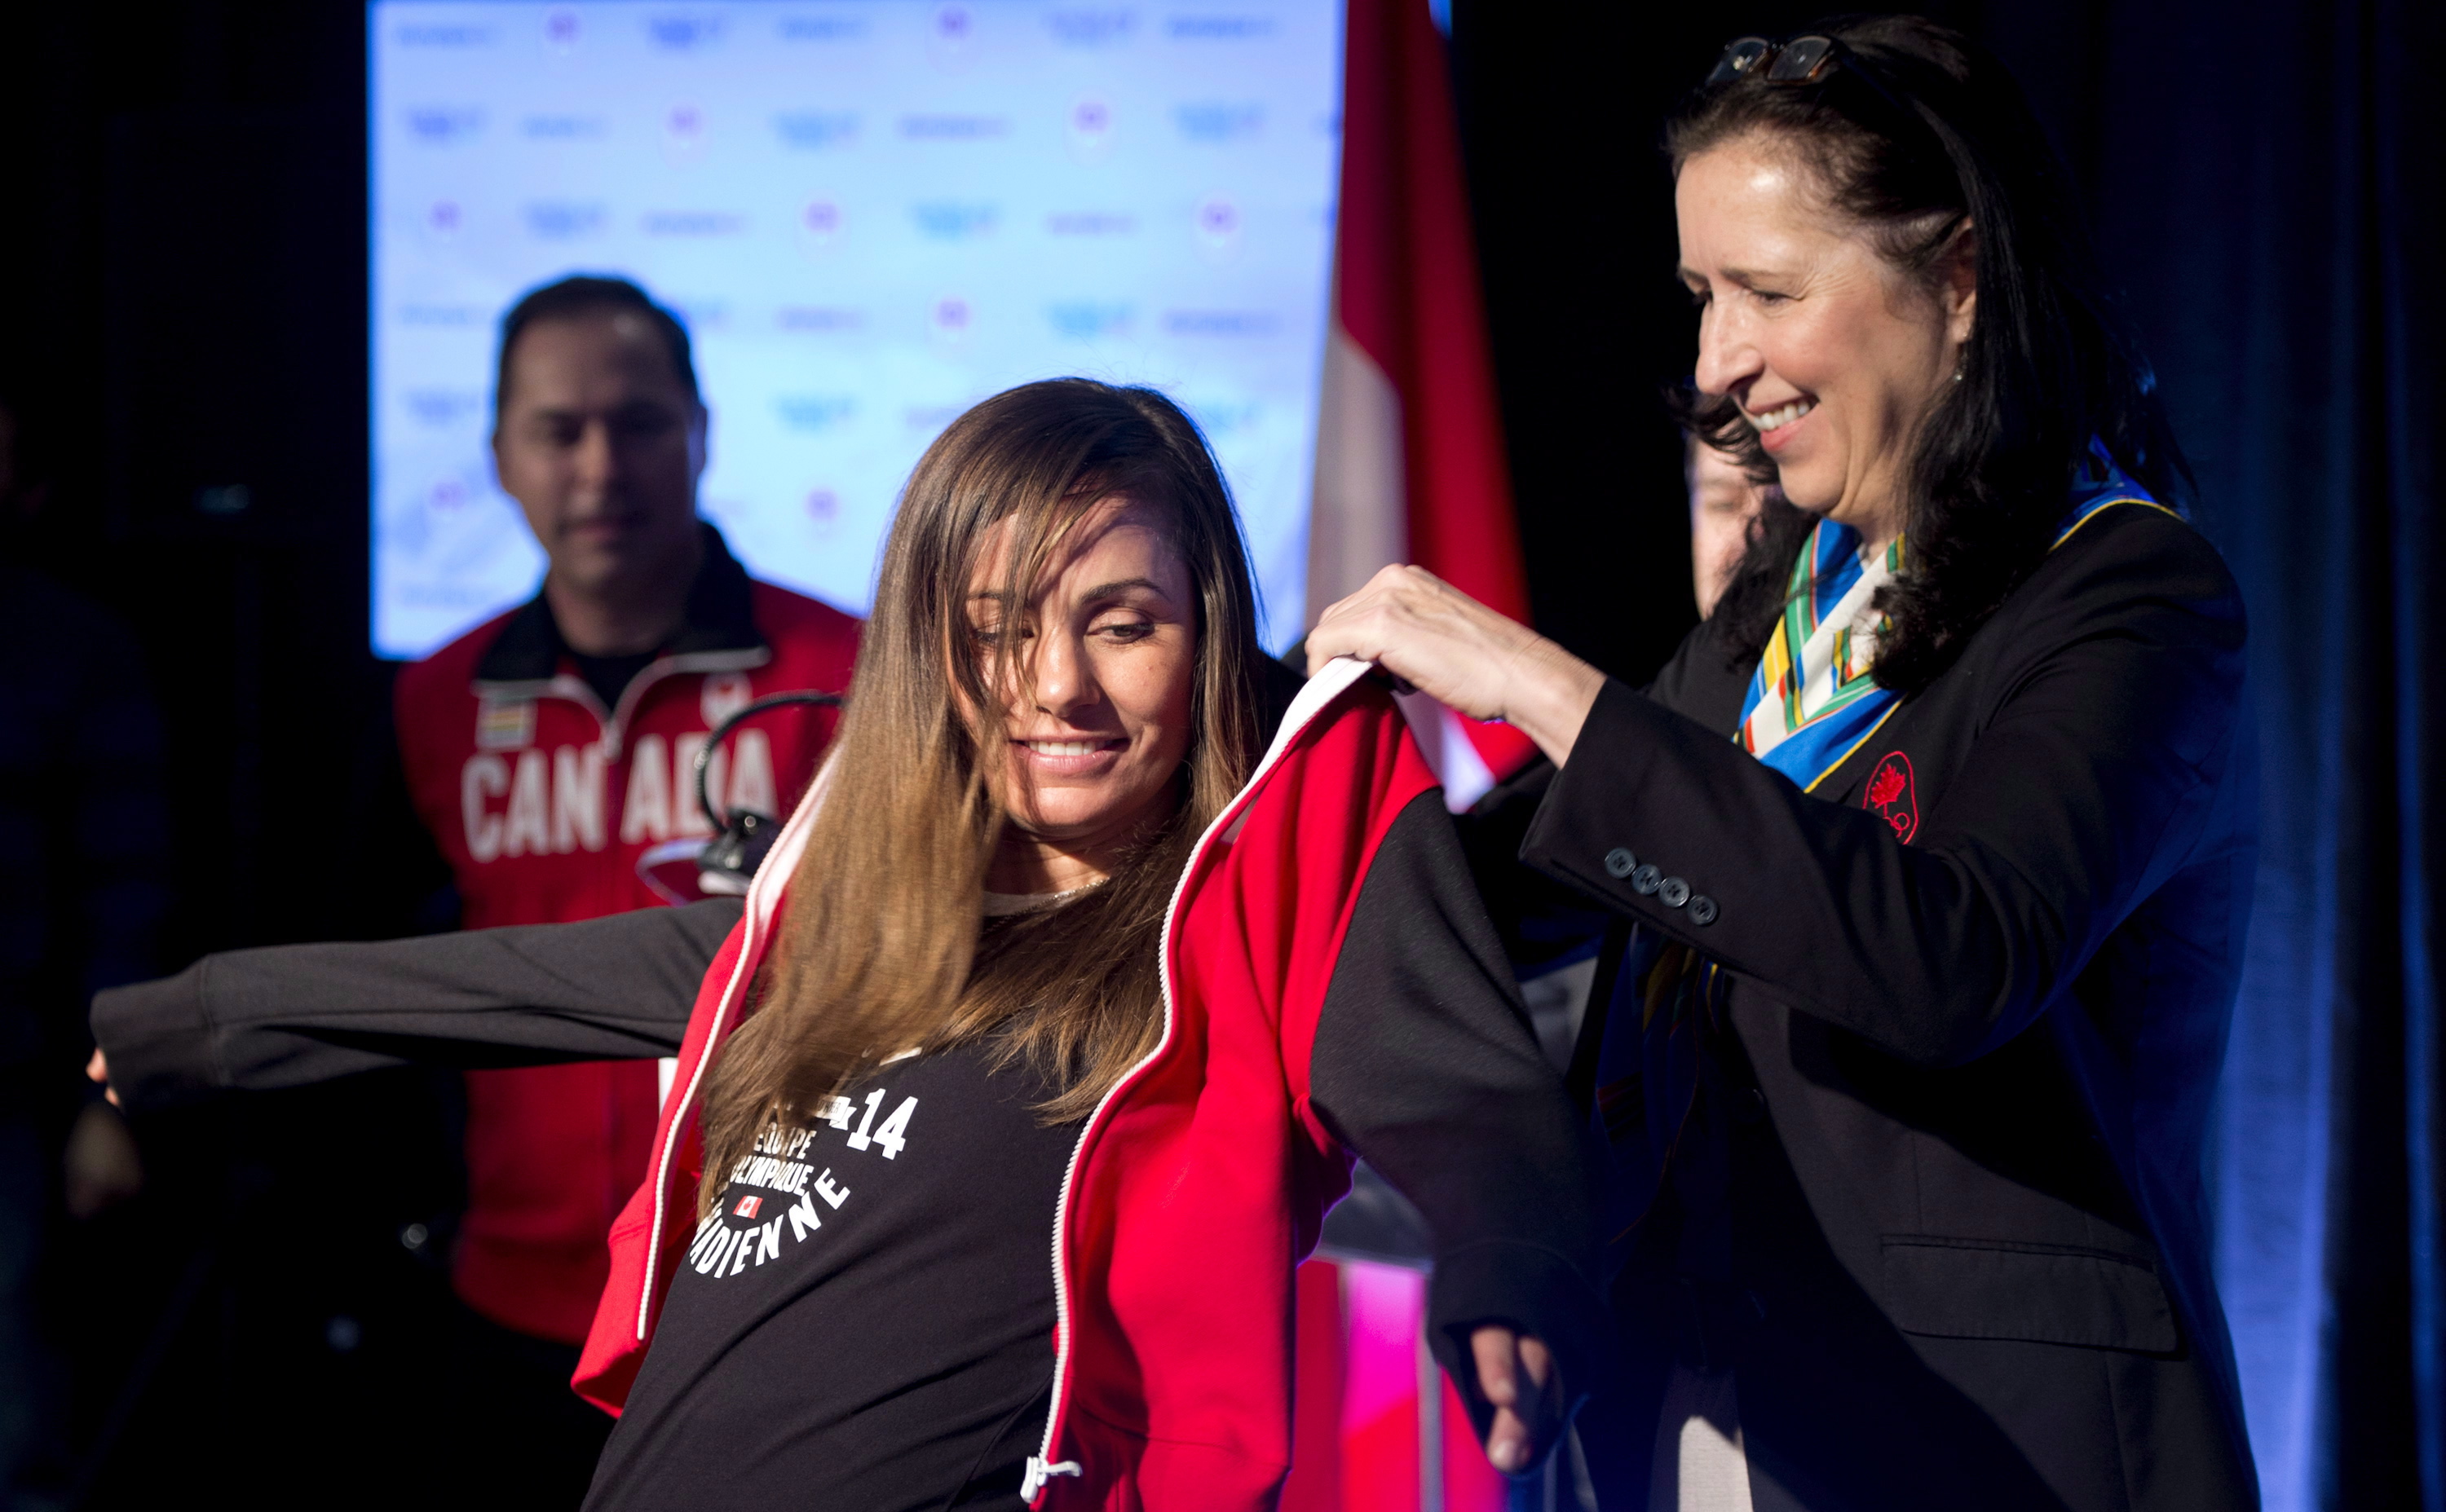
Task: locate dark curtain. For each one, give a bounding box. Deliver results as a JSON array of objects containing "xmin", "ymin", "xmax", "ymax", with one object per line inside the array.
[{"xmin": 1454, "ymin": 2, "xmax": 2445, "ymax": 1508}]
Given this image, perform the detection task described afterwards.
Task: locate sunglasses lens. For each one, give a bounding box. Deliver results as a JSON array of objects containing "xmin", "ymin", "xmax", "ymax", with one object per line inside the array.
[
  {"xmin": 1766, "ymin": 36, "xmax": 1834, "ymax": 82},
  {"xmin": 1708, "ymin": 37, "xmax": 1773, "ymax": 85}
]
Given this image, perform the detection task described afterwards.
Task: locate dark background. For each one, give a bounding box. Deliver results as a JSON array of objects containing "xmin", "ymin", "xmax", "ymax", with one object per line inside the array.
[{"xmin": 0, "ymin": 2, "xmax": 2436, "ymax": 1508}]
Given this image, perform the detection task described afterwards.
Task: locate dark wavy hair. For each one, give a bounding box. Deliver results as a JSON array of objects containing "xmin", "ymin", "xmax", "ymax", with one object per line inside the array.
[
  {"xmin": 1667, "ymin": 15, "xmax": 2189, "ymax": 693},
  {"xmin": 493, "ymin": 274, "xmax": 701, "ymax": 419}
]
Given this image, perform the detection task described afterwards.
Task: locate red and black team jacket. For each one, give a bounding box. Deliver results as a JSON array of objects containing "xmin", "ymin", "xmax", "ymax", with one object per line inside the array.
[
  {"xmin": 395, "ymin": 523, "xmax": 859, "ymax": 1343},
  {"xmin": 91, "ymin": 658, "xmax": 1602, "ymax": 1506}
]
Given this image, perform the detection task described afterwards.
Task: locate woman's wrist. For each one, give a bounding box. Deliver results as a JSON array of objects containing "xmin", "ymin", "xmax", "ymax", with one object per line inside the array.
[{"xmin": 1497, "ymin": 640, "xmax": 1607, "ymax": 768}]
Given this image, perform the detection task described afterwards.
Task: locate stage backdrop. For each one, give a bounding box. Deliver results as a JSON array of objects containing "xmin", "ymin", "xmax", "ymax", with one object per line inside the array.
[{"xmin": 369, "ymin": 0, "xmax": 1341, "ymax": 658}]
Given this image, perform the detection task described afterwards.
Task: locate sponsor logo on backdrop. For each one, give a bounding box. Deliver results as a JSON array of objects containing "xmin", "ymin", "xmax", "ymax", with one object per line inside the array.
[
  {"xmin": 405, "ymin": 389, "xmax": 484, "ymax": 427},
  {"xmin": 775, "ymin": 395, "xmax": 856, "ymax": 433},
  {"xmin": 544, "ymin": 9, "xmax": 580, "ymax": 52},
  {"xmin": 1194, "ymin": 194, "xmax": 1243, "ymax": 262},
  {"xmin": 422, "ymin": 200, "xmax": 464, "ymax": 243},
  {"xmin": 775, "ymin": 111, "xmax": 859, "ymax": 149},
  {"xmin": 1066, "ymin": 96, "xmax": 1115, "ymax": 162},
  {"xmin": 1048, "ymin": 302, "xmax": 1132, "ymax": 340},
  {"xmin": 1176, "ymin": 102, "xmax": 1262, "ymax": 143},
  {"xmin": 523, "ymin": 114, "xmax": 604, "ymax": 140},
  {"xmin": 796, "ymin": 200, "xmax": 845, "ymax": 258},
  {"xmin": 667, "ymin": 299, "xmax": 730, "ymax": 331},
  {"xmin": 399, "ymin": 302, "xmax": 483, "ymax": 327},
  {"xmin": 525, "ymin": 201, "xmax": 606, "ymax": 240},
  {"xmin": 929, "ymin": 297, "xmax": 974, "ymax": 347},
  {"xmin": 928, "ymin": 5, "xmax": 976, "ymax": 70},
  {"xmin": 780, "ymin": 14, "xmax": 868, "ymax": 42},
  {"xmin": 1048, "ymin": 10, "xmax": 1135, "ymax": 46},
  {"xmin": 405, "ymin": 107, "xmax": 484, "ymax": 146},
  {"xmin": 911, "ymin": 201, "xmax": 996, "ymax": 240},
  {"xmin": 777, "ymin": 305, "xmax": 864, "ymax": 332},
  {"xmin": 899, "ymin": 113, "xmax": 1006, "ymax": 141},
  {"xmin": 805, "ymin": 489, "xmax": 841, "ymax": 531},
  {"xmin": 664, "ymin": 103, "xmax": 709, "ymax": 165},
  {"xmin": 1046, "ymin": 210, "xmax": 1136, "ymax": 236},
  {"xmin": 642, "ymin": 210, "xmax": 744, "ymax": 236},
  {"xmin": 647, "ymin": 14, "xmax": 725, "ymax": 51},
  {"xmin": 1168, "ymin": 14, "xmax": 1274, "ymax": 39},
  {"xmin": 396, "ymin": 23, "xmax": 494, "ymax": 47},
  {"xmin": 1163, "ymin": 309, "xmax": 1276, "ymax": 336},
  {"xmin": 419, "ymin": 476, "xmax": 479, "ymax": 522}
]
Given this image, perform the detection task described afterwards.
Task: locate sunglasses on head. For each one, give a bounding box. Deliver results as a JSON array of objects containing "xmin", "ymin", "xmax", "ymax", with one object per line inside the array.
[
  {"xmin": 1706, "ymin": 34, "xmax": 1914, "ymax": 115},
  {"xmin": 1709, "ymin": 34, "xmax": 1848, "ymax": 85}
]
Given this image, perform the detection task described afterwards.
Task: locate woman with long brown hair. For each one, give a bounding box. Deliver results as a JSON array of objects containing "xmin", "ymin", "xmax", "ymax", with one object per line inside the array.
[{"xmin": 91, "ymin": 378, "xmax": 1600, "ymax": 1510}]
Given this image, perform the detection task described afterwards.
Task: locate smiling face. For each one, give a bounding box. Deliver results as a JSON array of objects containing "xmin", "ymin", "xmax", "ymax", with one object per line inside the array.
[
  {"xmin": 1676, "ymin": 134, "xmax": 1974, "ymax": 549},
  {"xmin": 965, "ymin": 494, "xmax": 1199, "ymax": 889},
  {"xmin": 492, "ymin": 311, "xmax": 708, "ymax": 604}
]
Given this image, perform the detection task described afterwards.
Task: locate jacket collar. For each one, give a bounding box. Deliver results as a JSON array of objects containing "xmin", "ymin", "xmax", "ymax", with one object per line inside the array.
[{"xmin": 474, "ymin": 521, "xmax": 764, "ymax": 687}]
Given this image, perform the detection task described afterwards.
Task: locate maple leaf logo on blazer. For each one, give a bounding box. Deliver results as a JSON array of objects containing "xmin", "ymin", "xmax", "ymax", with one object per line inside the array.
[{"xmin": 1865, "ymin": 752, "xmax": 1918, "ymax": 844}]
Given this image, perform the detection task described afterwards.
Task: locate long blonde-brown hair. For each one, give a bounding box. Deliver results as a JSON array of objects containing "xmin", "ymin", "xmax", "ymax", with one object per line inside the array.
[{"xmin": 697, "ymin": 380, "xmax": 1265, "ymax": 1209}]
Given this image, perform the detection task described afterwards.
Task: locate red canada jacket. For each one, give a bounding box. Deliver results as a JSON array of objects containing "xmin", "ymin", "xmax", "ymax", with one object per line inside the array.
[
  {"xmin": 572, "ymin": 659, "xmax": 1601, "ymax": 1507},
  {"xmin": 398, "ymin": 526, "xmax": 859, "ymax": 1342}
]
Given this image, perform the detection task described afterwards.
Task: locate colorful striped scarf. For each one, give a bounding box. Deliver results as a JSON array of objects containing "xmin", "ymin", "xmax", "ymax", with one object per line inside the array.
[{"xmin": 1733, "ymin": 442, "xmax": 2169, "ymax": 791}]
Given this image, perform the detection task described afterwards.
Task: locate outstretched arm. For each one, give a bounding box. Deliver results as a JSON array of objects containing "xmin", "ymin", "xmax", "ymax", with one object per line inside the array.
[{"xmin": 90, "ymin": 898, "xmax": 741, "ymax": 1111}]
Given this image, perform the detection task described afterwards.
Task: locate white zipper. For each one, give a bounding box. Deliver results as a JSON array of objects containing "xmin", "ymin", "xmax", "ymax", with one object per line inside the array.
[
  {"xmin": 476, "ymin": 646, "xmax": 769, "ymax": 762},
  {"xmin": 1019, "ymin": 1457, "xmax": 1084, "ymax": 1501},
  {"xmin": 1024, "ymin": 657, "xmax": 1375, "ymax": 1501}
]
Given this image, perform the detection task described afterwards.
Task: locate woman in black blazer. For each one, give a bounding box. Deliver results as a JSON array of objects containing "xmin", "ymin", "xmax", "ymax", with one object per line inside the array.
[{"xmin": 1311, "ymin": 17, "xmax": 2257, "ymax": 1512}]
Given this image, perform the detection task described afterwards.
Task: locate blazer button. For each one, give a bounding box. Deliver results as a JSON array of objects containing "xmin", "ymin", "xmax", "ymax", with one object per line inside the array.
[
  {"xmin": 1603, "ymin": 847, "xmax": 1637, "ymax": 879},
  {"xmin": 1658, "ymin": 877, "xmax": 1691, "ymax": 909},
  {"xmin": 1689, "ymin": 896, "xmax": 1719, "ymax": 926},
  {"xmin": 1631, "ymin": 864, "xmax": 1663, "ymax": 896}
]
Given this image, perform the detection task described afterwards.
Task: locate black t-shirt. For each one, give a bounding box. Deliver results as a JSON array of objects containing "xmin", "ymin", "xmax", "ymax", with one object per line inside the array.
[{"xmin": 583, "ymin": 1043, "xmax": 1083, "ymax": 1512}]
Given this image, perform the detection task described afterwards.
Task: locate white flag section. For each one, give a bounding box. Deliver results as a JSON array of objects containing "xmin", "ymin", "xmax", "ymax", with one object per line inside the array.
[
  {"xmin": 1300, "ymin": 0, "xmax": 1537, "ymax": 811},
  {"xmin": 1305, "ymin": 320, "xmax": 1407, "ymax": 625}
]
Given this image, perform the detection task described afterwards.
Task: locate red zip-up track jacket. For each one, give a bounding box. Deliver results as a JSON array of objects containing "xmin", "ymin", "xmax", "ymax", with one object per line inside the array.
[
  {"xmin": 93, "ymin": 658, "xmax": 1601, "ymax": 1506},
  {"xmin": 575, "ymin": 659, "xmax": 1600, "ymax": 1506},
  {"xmin": 397, "ymin": 526, "xmax": 859, "ymax": 1342}
]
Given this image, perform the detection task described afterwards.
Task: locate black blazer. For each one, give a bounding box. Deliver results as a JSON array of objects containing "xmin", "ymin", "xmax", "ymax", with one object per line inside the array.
[{"xmin": 1520, "ymin": 505, "xmax": 2258, "ymax": 1510}]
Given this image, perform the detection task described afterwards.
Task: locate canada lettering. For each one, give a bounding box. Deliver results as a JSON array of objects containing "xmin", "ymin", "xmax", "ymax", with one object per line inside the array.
[{"xmin": 460, "ymin": 727, "xmax": 779, "ymax": 862}]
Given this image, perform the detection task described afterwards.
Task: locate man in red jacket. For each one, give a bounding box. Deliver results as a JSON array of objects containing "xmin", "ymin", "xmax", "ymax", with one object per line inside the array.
[{"xmin": 392, "ymin": 275, "xmax": 858, "ymax": 1501}]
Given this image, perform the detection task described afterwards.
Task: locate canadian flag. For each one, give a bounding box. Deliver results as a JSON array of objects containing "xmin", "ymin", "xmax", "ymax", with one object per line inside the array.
[
  {"xmin": 1305, "ymin": 0, "xmax": 1539, "ymax": 809},
  {"xmin": 1282, "ymin": 7, "xmax": 1530, "ymax": 1510}
]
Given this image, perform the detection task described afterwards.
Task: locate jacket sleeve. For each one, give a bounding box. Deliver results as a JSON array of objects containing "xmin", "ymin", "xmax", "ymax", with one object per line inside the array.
[
  {"xmin": 1521, "ymin": 511, "xmax": 2250, "ymax": 1067},
  {"xmin": 1308, "ymin": 788, "xmax": 1608, "ymax": 1431},
  {"xmin": 91, "ymin": 897, "xmax": 742, "ymax": 1111}
]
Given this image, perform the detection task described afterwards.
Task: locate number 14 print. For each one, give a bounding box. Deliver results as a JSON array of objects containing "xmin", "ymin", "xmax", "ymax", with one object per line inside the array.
[{"xmin": 821, "ymin": 1087, "xmax": 918, "ymax": 1160}]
